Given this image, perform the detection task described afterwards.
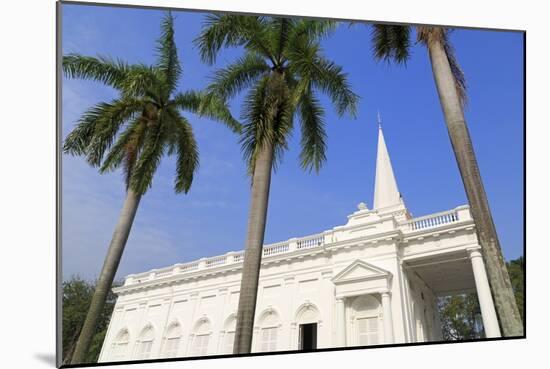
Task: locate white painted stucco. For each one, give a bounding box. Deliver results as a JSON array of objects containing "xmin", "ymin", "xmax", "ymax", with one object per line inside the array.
[{"xmin": 98, "ymin": 127, "xmax": 499, "ymax": 362}]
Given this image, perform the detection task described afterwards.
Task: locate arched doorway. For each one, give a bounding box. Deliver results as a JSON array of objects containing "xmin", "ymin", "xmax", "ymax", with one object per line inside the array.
[{"xmin": 294, "ymin": 302, "xmax": 320, "ymax": 350}]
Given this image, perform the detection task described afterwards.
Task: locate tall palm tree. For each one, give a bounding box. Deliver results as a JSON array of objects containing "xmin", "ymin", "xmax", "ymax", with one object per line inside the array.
[
  {"xmin": 370, "ymin": 24, "xmax": 523, "ymax": 336},
  {"xmin": 63, "ymin": 12, "xmax": 240, "ymax": 364},
  {"xmin": 195, "ymin": 15, "xmax": 358, "ymax": 353}
]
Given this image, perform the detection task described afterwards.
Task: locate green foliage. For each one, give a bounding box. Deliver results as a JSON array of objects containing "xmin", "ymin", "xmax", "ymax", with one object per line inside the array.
[
  {"xmin": 507, "ymin": 256, "xmax": 525, "ymax": 321},
  {"xmin": 371, "ymin": 24, "xmax": 411, "ymax": 65},
  {"xmin": 195, "ymin": 15, "xmax": 358, "ymax": 176},
  {"xmin": 369, "ymin": 24, "xmax": 467, "ymax": 108},
  {"xmin": 438, "ymin": 293, "xmax": 484, "ymax": 341},
  {"xmin": 62, "ymin": 276, "xmax": 120, "ymax": 364},
  {"xmin": 156, "ymin": 12, "xmax": 181, "ymax": 96},
  {"xmin": 438, "ymin": 256, "xmax": 525, "ymax": 340},
  {"xmin": 63, "ymin": 11, "xmax": 240, "ymax": 195}
]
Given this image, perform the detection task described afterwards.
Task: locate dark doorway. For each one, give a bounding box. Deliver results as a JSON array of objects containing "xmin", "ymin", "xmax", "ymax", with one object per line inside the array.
[{"xmin": 299, "ymin": 323, "xmax": 317, "ymax": 350}]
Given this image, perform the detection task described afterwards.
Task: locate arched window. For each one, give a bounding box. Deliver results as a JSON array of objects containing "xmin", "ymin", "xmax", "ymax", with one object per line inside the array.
[
  {"xmin": 257, "ymin": 309, "xmax": 280, "ymax": 352},
  {"xmin": 135, "ymin": 324, "xmax": 155, "ymax": 360},
  {"xmin": 162, "ymin": 322, "xmax": 182, "ymax": 358},
  {"xmin": 222, "ymin": 315, "xmax": 237, "ymax": 354},
  {"xmin": 191, "ymin": 318, "xmax": 211, "ymax": 356},
  {"xmin": 110, "ymin": 328, "xmax": 130, "ymax": 361},
  {"xmin": 295, "ymin": 303, "xmax": 320, "ymax": 325},
  {"xmin": 351, "ymin": 295, "xmax": 381, "ymax": 346}
]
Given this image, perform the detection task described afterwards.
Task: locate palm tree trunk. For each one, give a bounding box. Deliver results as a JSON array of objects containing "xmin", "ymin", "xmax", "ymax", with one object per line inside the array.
[
  {"xmin": 70, "ymin": 189, "xmax": 142, "ymax": 363},
  {"xmin": 426, "ymin": 38, "xmax": 524, "ymax": 336},
  {"xmin": 233, "ymin": 141, "xmax": 274, "ymax": 354}
]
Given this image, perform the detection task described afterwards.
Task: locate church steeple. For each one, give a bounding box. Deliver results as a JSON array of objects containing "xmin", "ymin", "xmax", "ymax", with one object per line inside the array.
[{"xmin": 373, "ymin": 113, "xmax": 401, "ymax": 210}]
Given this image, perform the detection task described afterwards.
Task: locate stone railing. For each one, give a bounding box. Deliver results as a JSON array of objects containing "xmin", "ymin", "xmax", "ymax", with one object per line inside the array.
[
  {"xmin": 204, "ymin": 255, "xmax": 226, "ymax": 268},
  {"xmin": 124, "ymin": 232, "xmax": 326, "ymax": 286},
  {"xmin": 123, "ymin": 206, "xmax": 471, "ymax": 286},
  {"xmin": 297, "ymin": 234, "xmax": 325, "ymax": 250},
  {"xmin": 399, "ymin": 206, "xmax": 470, "ymax": 232},
  {"xmin": 263, "ymin": 241, "xmax": 290, "ymax": 256}
]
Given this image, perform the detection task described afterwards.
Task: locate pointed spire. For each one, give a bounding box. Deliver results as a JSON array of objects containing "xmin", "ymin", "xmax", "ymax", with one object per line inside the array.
[{"xmin": 373, "ymin": 115, "xmax": 401, "ymax": 210}]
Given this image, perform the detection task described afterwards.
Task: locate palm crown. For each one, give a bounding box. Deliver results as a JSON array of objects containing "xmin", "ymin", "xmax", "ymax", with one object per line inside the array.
[
  {"xmin": 370, "ymin": 24, "xmax": 467, "ymax": 106},
  {"xmin": 63, "ymin": 12, "xmax": 240, "ymax": 195},
  {"xmin": 195, "ymin": 15, "xmax": 359, "ymax": 175}
]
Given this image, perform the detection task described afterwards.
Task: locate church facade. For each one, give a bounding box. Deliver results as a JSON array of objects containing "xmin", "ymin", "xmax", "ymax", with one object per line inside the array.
[{"xmin": 98, "ymin": 126, "xmax": 501, "ymax": 362}]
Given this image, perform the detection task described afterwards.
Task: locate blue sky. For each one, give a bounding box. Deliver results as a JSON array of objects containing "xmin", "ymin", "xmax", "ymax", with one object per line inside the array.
[{"xmin": 61, "ymin": 4, "xmax": 524, "ymax": 281}]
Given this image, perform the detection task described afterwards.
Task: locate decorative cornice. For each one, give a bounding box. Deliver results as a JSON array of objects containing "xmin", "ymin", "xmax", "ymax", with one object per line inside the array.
[{"xmin": 113, "ymin": 207, "xmax": 473, "ymax": 296}]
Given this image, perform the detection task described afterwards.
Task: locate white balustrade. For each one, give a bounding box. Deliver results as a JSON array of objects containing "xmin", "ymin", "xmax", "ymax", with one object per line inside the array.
[
  {"xmin": 204, "ymin": 255, "xmax": 227, "ymax": 268},
  {"xmin": 233, "ymin": 252, "xmax": 244, "ymax": 263},
  {"xmin": 180, "ymin": 261, "xmax": 199, "ymax": 272},
  {"xmin": 404, "ymin": 210, "xmax": 460, "ymax": 231},
  {"xmin": 263, "ymin": 242, "xmax": 289, "ymax": 256},
  {"xmin": 296, "ymin": 234, "xmax": 325, "ymax": 249},
  {"xmin": 155, "ymin": 269, "xmax": 173, "ymax": 278},
  {"xmin": 124, "ymin": 207, "xmax": 468, "ymax": 286}
]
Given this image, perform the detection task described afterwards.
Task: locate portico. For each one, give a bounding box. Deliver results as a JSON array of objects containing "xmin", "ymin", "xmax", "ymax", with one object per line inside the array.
[
  {"xmin": 332, "ymin": 260, "xmax": 395, "ymax": 346},
  {"xmin": 403, "ymin": 247, "xmax": 501, "ymax": 339}
]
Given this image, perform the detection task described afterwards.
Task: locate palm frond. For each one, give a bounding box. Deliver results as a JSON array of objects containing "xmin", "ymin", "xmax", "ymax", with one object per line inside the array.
[
  {"xmin": 371, "ymin": 24, "xmax": 411, "ymax": 65},
  {"xmin": 443, "ymin": 34, "xmax": 467, "ymax": 107},
  {"xmin": 63, "ymin": 104, "xmax": 102, "ymax": 156},
  {"xmin": 240, "ymin": 76, "xmax": 271, "ymax": 176},
  {"xmin": 292, "ymin": 53, "xmax": 358, "ymax": 117},
  {"xmin": 269, "ymin": 17, "xmax": 294, "ymax": 63},
  {"xmin": 119, "ymin": 65, "xmax": 162, "ymax": 98},
  {"xmin": 240, "ymin": 73, "xmax": 292, "ymax": 176},
  {"xmin": 128, "ymin": 109, "xmax": 167, "ymax": 194},
  {"xmin": 171, "ymin": 91, "xmax": 241, "ymax": 133},
  {"xmin": 64, "ymin": 14, "xmax": 246, "ymax": 197},
  {"xmin": 286, "ymin": 35, "xmax": 358, "ymax": 117},
  {"xmin": 194, "ymin": 14, "xmax": 275, "ymax": 65},
  {"xmin": 98, "ymin": 116, "xmax": 145, "ymax": 174},
  {"xmin": 85, "ymin": 98, "xmax": 143, "ymax": 166},
  {"xmin": 156, "ymin": 11, "xmax": 182, "ymax": 95},
  {"xmin": 298, "ymin": 89, "xmax": 327, "ymax": 173},
  {"xmin": 121, "ymin": 119, "xmax": 147, "ymax": 189},
  {"xmin": 207, "ymin": 53, "xmax": 271, "ymax": 100},
  {"xmin": 287, "ymin": 19, "xmax": 337, "ymax": 45},
  {"xmin": 270, "ymin": 90, "xmax": 294, "ymax": 174},
  {"xmin": 62, "ymin": 54, "xmax": 128, "ymax": 88},
  {"xmin": 196, "ymin": 93, "xmax": 242, "ymax": 133},
  {"xmin": 173, "ymin": 115, "xmax": 199, "ymax": 193}
]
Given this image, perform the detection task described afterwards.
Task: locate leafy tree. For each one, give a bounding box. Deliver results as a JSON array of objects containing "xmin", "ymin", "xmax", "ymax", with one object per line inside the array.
[
  {"xmin": 63, "ymin": 12, "xmax": 240, "ymax": 363},
  {"xmin": 62, "ymin": 276, "xmax": 120, "ymax": 364},
  {"xmin": 438, "ymin": 256, "xmax": 524, "ymax": 340},
  {"xmin": 507, "ymin": 256, "xmax": 524, "ymax": 321},
  {"xmin": 438, "ymin": 294, "xmax": 483, "ymax": 341},
  {"xmin": 195, "ymin": 15, "xmax": 358, "ymax": 353},
  {"xmin": 369, "ymin": 24, "xmax": 523, "ymax": 336}
]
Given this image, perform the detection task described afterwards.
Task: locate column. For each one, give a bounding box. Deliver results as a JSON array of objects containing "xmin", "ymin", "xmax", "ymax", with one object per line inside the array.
[
  {"xmin": 290, "ymin": 323, "xmax": 298, "ymax": 350},
  {"xmin": 381, "ymin": 292, "xmax": 394, "ymax": 344},
  {"xmin": 468, "ymin": 248, "xmax": 501, "ymax": 338},
  {"xmin": 335, "ymin": 298, "xmax": 346, "ymax": 346}
]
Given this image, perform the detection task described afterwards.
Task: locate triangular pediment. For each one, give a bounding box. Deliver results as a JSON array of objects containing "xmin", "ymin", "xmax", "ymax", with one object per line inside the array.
[{"xmin": 332, "ymin": 260, "xmax": 391, "ymax": 284}]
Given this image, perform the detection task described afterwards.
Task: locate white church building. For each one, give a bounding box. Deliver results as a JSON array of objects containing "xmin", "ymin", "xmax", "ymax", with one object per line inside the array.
[{"xmin": 98, "ymin": 125, "xmax": 502, "ymax": 362}]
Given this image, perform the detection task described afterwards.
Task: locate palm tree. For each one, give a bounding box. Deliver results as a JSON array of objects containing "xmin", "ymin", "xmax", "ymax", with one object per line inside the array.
[
  {"xmin": 63, "ymin": 12, "xmax": 240, "ymax": 363},
  {"xmin": 370, "ymin": 24, "xmax": 523, "ymax": 336},
  {"xmin": 195, "ymin": 15, "xmax": 358, "ymax": 353}
]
